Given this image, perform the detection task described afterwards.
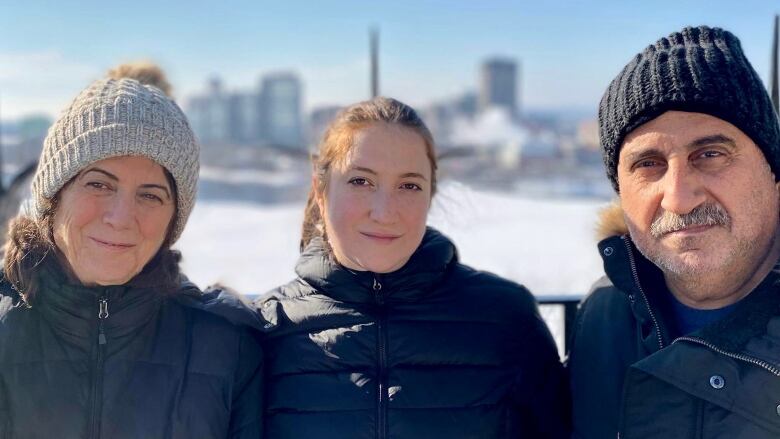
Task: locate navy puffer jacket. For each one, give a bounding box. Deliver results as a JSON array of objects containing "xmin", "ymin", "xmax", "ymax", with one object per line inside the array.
[
  {"xmin": 257, "ymin": 228, "xmax": 569, "ymax": 438},
  {"xmin": 0, "ymin": 256, "xmax": 264, "ymax": 439}
]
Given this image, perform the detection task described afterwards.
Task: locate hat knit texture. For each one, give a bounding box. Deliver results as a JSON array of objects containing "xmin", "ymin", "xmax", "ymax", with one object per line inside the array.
[
  {"xmin": 599, "ymin": 25, "xmax": 780, "ymax": 191},
  {"xmin": 32, "ymin": 70, "xmax": 199, "ymax": 243}
]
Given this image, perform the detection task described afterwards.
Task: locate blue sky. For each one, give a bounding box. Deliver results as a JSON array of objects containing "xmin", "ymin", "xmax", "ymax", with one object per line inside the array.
[{"xmin": 1, "ymin": 0, "xmax": 778, "ymax": 119}]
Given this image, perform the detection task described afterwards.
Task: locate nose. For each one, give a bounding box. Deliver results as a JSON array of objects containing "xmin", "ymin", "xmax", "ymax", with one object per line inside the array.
[
  {"xmin": 368, "ymin": 190, "xmax": 398, "ymax": 224},
  {"xmin": 103, "ymin": 192, "xmax": 135, "ymax": 230},
  {"xmin": 659, "ymin": 161, "xmax": 707, "ymax": 215}
]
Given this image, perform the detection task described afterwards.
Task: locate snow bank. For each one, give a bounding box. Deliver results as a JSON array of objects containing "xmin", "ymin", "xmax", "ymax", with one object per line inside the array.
[{"xmin": 176, "ymin": 181, "xmax": 607, "ymax": 296}]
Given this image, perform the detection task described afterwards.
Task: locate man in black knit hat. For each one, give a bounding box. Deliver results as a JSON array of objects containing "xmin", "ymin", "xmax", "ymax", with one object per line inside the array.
[{"xmin": 568, "ymin": 26, "xmax": 780, "ymax": 438}]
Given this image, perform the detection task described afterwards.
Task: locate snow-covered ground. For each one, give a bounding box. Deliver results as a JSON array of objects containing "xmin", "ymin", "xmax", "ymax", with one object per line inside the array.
[{"xmin": 176, "ymin": 181, "xmax": 608, "ymax": 297}]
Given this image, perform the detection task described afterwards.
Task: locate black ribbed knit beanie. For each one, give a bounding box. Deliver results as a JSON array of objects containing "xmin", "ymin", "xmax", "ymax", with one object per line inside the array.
[{"xmin": 599, "ymin": 25, "xmax": 780, "ymax": 192}]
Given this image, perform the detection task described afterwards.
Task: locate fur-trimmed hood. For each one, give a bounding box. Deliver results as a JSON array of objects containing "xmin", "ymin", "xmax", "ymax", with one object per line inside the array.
[{"xmin": 596, "ymin": 200, "xmax": 628, "ymax": 241}]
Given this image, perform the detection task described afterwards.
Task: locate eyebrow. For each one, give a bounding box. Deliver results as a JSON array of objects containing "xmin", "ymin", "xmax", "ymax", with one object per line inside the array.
[
  {"xmin": 351, "ymin": 166, "xmax": 377, "ymax": 175},
  {"xmin": 400, "ymin": 172, "xmax": 428, "ymax": 180},
  {"xmin": 82, "ymin": 168, "xmax": 118, "ymax": 181},
  {"xmin": 623, "ymin": 134, "xmax": 737, "ymax": 165},
  {"xmin": 687, "ymin": 134, "xmax": 736, "ymax": 150},
  {"xmin": 82, "ymin": 168, "xmax": 172, "ymax": 199},
  {"xmin": 350, "ymin": 166, "xmax": 428, "ymax": 181}
]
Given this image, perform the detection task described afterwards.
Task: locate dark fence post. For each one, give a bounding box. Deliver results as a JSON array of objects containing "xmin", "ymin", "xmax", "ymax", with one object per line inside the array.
[{"xmin": 536, "ymin": 294, "xmax": 583, "ymax": 354}]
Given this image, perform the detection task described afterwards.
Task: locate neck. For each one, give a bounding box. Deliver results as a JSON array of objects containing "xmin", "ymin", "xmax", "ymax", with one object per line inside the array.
[{"xmin": 665, "ymin": 230, "xmax": 780, "ymax": 310}]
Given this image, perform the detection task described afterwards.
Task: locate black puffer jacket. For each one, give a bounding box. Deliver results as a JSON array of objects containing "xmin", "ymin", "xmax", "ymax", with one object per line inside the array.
[
  {"xmin": 0, "ymin": 257, "xmax": 264, "ymax": 439},
  {"xmin": 569, "ymin": 228, "xmax": 780, "ymax": 438},
  {"xmin": 257, "ymin": 228, "xmax": 569, "ymax": 439}
]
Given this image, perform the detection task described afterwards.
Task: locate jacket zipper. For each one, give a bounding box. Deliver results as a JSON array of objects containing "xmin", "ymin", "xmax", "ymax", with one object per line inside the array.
[
  {"xmin": 673, "ymin": 336, "xmax": 780, "ymax": 376},
  {"xmin": 373, "ymin": 277, "xmax": 387, "ymax": 439},
  {"xmin": 622, "ymin": 236, "xmax": 664, "ymax": 350},
  {"xmin": 89, "ymin": 295, "xmax": 109, "ymax": 439}
]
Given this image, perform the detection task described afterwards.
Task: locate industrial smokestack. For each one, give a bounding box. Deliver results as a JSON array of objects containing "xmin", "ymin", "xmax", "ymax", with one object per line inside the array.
[{"xmin": 370, "ymin": 27, "xmax": 379, "ymax": 98}]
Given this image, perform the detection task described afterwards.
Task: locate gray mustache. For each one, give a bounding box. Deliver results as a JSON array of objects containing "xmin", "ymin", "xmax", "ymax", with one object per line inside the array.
[{"xmin": 650, "ymin": 204, "xmax": 731, "ymax": 238}]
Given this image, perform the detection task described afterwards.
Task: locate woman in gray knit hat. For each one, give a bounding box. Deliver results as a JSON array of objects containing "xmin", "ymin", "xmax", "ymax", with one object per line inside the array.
[{"xmin": 0, "ymin": 63, "xmax": 263, "ymax": 438}]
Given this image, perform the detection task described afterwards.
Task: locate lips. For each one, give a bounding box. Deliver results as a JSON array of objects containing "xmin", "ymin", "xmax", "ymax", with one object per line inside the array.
[
  {"xmin": 665, "ymin": 224, "xmax": 715, "ymax": 236},
  {"xmin": 360, "ymin": 231, "xmax": 401, "ymax": 242},
  {"xmin": 90, "ymin": 237, "xmax": 135, "ymax": 250}
]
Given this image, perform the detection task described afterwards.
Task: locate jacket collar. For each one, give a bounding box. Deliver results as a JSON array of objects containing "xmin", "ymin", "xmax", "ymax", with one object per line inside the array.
[
  {"xmin": 295, "ymin": 227, "xmax": 457, "ymax": 304},
  {"xmin": 31, "ymin": 255, "xmax": 167, "ymax": 353},
  {"xmin": 599, "ymin": 233, "xmax": 780, "ymax": 353},
  {"xmin": 599, "ymin": 234, "xmax": 674, "ymax": 352},
  {"xmin": 598, "ymin": 234, "xmax": 647, "ymax": 297}
]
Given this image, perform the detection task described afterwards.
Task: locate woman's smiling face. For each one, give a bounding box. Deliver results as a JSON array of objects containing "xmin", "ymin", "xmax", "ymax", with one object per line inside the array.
[
  {"xmin": 52, "ymin": 156, "xmax": 175, "ymax": 285},
  {"xmin": 318, "ymin": 122, "xmax": 433, "ymax": 273}
]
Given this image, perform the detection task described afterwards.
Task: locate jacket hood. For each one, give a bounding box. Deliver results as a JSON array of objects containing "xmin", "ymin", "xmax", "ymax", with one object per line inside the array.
[
  {"xmin": 596, "ymin": 199, "xmax": 628, "ymax": 241},
  {"xmin": 293, "ymin": 226, "xmax": 458, "ymax": 304}
]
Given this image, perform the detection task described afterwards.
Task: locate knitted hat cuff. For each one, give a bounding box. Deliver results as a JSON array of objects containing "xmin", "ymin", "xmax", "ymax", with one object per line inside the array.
[{"xmin": 32, "ymin": 124, "xmax": 196, "ymax": 243}]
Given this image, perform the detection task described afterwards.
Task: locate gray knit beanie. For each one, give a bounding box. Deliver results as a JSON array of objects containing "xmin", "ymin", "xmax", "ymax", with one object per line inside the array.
[
  {"xmin": 31, "ymin": 62, "xmax": 199, "ymax": 243},
  {"xmin": 599, "ymin": 25, "xmax": 780, "ymax": 191}
]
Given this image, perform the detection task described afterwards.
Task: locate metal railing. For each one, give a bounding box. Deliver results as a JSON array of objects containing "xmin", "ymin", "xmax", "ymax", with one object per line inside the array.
[{"xmin": 537, "ymin": 294, "xmax": 583, "ymax": 358}]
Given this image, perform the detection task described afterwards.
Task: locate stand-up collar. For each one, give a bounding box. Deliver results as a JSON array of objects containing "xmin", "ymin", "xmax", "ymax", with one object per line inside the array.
[
  {"xmin": 598, "ymin": 234, "xmax": 675, "ymax": 351},
  {"xmin": 295, "ymin": 227, "xmax": 457, "ymax": 304},
  {"xmin": 32, "ymin": 256, "xmax": 166, "ymax": 353},
  {"xmin": 598, "ymin": 235, "xmax": 666, "ymax": 297}
]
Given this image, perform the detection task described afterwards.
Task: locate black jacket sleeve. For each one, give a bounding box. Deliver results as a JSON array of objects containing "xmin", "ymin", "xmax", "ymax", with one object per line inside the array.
[
  {"xmin": 228, "ymin": 329, "xmax": 264, "ymax": 438},
  {"xmin": 567, "ymin": 279, "xmax": 636, "ymax": 439},
  {"xmin": 0, "ymin": 296, "xmax": 11, "ymax": 437},
  {"xmin": 504, "ymin": 286, "xmax": 571, "ymax": 439}
]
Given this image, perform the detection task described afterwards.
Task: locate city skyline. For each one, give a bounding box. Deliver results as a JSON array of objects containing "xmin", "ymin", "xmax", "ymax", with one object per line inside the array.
[{"xmin": 1, "ymin": 0, "xmax": 778, "ymax": 119}]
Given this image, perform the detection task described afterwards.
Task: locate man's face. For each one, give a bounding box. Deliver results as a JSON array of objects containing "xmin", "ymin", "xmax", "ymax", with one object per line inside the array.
[{"xmin": 617, "ymin": 111, "xmax": 780, "ymax": 305}]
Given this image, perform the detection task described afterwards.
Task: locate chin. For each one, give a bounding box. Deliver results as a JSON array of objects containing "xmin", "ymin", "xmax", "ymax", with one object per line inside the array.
[
  {"xmin": 367, "ymin": 258, "xmax": 408, "ymax": 274},
  {"xmin": 87, "ymin": 267, "xmax": 138, "ymax": 286},
  {"xmin": 93, "ymin": 275, "xmax": 134, "ymax": 286},
  {"xmin": 656, "ymin": 253, "xmax": 723, "ymax": 277}
]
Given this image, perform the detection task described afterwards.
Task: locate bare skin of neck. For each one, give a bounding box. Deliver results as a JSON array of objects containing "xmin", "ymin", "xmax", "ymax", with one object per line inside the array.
[{"xmin": 664, "ymin": 230, "xmax": 780, "ymax": 310}]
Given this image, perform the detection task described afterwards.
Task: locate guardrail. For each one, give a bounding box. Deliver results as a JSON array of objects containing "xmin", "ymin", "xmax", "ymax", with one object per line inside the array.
[{"xmin": 536, "ymin": 294, "xmax": 583, "ymax": 356}]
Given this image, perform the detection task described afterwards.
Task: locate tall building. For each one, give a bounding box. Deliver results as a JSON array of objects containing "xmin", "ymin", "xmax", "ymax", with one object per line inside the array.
[
  {"xmin": 186, "ymin": 77, "xmax": 231, "ymax": 144},
  {"xmin": 260, "ymin": 72, "xmax": 303, "ymax": 148},
  {"xmin": 479, "ymin": 58, "xmax": 519, "ymax": 118},
  {"xmin": 186, "ymin": 72, "xmax": 304, "ymax": 148},
  {"xmin": 228, "ymin": 92, "xmax": 261, "ymax": 144}
]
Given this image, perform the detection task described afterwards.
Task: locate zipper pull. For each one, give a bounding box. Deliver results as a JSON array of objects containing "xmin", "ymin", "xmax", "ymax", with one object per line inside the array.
[
  {"xmin": 373, "ymin": 278, "xmax": 383, "ymax": 304},
  {"xmin": 98, "ymin": 297, "xmax": 109, "ymax": 345},
  {"xmin": 99, "ymin": 298, "xmax": 109, "ymax": 319}
]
